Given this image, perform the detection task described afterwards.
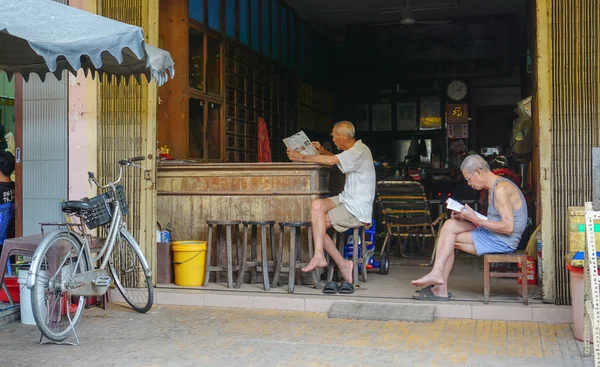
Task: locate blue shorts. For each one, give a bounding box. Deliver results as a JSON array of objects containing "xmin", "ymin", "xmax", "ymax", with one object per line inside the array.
[{"xmin": 471, "ymin": 227, "xmax": 515, "ymax": 256}]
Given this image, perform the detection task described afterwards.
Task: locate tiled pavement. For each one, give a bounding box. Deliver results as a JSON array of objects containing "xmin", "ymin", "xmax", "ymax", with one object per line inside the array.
[{"xmin": 0, "ymin": 304, "xmax": 594, "ymax": 367}]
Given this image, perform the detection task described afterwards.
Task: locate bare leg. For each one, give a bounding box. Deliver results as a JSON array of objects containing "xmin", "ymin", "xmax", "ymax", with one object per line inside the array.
[
  {"xmin": 322, "ymin": 232, "xmax": 353, "ymax": 283},
  {"xmin": 431, "ymin": 251, "xmax": 454, "ymax": 297},
  {"xmin": 412, "ymin": 219, "xmax": 477, "ymax": 287},
  {"xmin": 432, "ymin": 240, "xmax": 479, "ymax": 297},
  {"xmin": 302, "ymin": 198, "xmax": 336, "ymax": 272}
]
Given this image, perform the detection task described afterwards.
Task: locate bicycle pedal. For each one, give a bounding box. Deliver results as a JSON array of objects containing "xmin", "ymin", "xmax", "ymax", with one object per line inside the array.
[{"xmin": 93, "ymin": 275, "xmax": 112, "ymax": 287}]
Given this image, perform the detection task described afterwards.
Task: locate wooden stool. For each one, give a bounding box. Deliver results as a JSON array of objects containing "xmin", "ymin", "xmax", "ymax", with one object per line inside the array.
[
  {"xmin": 327, "ymin": 226, "xmax": 368, "ymax": 286},
  {"xmin": 483, "ymin": 252, "xmax": 529, "ymax": 305},
  {"xmin": 204, "ymin": 220, "xmax": 241, "ymax": 288},
  {"xmin": 235, "ymin": 220, "xmax": 276, "ymax": 291},
  {"xmin": 272, "ymin": 221, "xmax": 320, "ymax": 293}
]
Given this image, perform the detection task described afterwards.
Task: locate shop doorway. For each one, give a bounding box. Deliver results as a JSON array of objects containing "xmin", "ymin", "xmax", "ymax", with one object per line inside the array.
[{"xmin": 475, "ymin": 105, "xmax": 516, "ymax": 155}]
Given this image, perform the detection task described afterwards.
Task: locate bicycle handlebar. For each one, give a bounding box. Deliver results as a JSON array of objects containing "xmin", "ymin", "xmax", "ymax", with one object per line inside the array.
[
  {"xmin": 119, "ymin": 156, "xmax": 145, "ymax": 166},
  {"xmin": 88, "ymin": 156, "xmax": 146, "ymax": 189}
]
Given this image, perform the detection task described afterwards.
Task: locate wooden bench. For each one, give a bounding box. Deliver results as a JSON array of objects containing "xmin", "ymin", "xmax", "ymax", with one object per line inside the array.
[{"xmin": 483, "ymin": 252, "xmax": 529, "ymax": 305}]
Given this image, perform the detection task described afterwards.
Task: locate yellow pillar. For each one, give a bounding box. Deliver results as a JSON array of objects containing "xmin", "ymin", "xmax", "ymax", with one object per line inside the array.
[
  {"xmin": 142, "ymin": 0, "xmax": 160, "ymax": 282},
  {"xmin": 535, "ymin": 0, "xmax": 554, "ymax": 303}
]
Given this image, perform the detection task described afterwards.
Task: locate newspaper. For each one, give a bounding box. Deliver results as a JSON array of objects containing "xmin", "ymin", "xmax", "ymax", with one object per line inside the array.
[
  {"xmin": 282, "ymin": 130, "xmax": 320, "ymax": 155},
  {"xmin": 446, "ymin": 198, "xmax": 488, "ymax": 221}
]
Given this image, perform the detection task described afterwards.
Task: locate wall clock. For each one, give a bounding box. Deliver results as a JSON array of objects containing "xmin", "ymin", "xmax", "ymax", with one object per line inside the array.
[{"xmin": 447, "ymin": 80, "xmax": 468, "ymax": 101}]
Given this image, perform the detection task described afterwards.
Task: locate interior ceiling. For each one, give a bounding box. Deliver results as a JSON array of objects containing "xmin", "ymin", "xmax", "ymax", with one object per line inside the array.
[{"xmin": 284, "ymin": 0, "xmax": 528, "ymax": 41}]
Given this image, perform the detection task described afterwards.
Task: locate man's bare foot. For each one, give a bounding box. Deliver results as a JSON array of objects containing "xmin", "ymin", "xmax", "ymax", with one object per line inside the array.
[
  {"xmin": 339, "ymin": 259, "xmax": 353, "ymax": 284},
  {"xmin": 302, "ymin": 255, "xmax": 327, "ymax": 272},
  {"xmin": 411, "ymin": 272, "xmax": 444, "ymax": 287}
]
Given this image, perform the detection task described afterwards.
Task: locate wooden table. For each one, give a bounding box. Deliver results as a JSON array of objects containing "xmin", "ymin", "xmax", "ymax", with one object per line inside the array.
[{"xmin": 0, "ymin": 233, "xmax": 104, "ymax": 299}]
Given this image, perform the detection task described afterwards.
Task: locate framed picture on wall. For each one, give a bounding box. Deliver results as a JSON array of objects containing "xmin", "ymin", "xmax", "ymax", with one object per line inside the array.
[
  {"xmin": 397, "ymin": 102, "xmax": 417, "ymax": 131},
  {"xmin": 372, "ymin": 103, "xmax": 392, "ymax": 131},
  {"xmin": 354, "ymin": 104, "xmax": 370, "ymax": 131},
  {"xmin": 419, "ymin": 96, "xmax": 442, "ymax": 130}
]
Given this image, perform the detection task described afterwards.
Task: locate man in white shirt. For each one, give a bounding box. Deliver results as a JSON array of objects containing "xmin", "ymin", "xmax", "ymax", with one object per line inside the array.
[{"xmin": 286, "ymin": 121, "xmax": 376, "ymax": 294}]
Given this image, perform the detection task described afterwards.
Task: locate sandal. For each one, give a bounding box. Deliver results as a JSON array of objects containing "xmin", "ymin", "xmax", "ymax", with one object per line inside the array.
[
  {"xmin": 412, "ymin": 286, "xmax": 450, "ymax": 301},
  {"xmin": 413, "ymin": 285, "xmax": 452, "ymax": 298},
  {"xmin": 338, "ymin": 281, "xmax": 354, "ymax": 295},
  {"xmin": 323, "ymin": 281, "xmax": 339, "ymax": 294}
]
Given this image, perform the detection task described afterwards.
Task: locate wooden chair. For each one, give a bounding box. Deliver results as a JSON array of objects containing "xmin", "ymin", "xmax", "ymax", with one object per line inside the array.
[{"xmin": 376, "ymin": 181, "xmax": 446, "ymax": 266}]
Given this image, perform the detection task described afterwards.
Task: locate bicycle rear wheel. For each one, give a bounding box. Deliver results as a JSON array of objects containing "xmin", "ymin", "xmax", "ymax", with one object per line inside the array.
[
  {"xmin": 109, "ymin": 230, "xmax": 154, "ymax": 313},
  {"xmin": 30, "ymin": 231, "xmax": 89, "ymax": 342}
]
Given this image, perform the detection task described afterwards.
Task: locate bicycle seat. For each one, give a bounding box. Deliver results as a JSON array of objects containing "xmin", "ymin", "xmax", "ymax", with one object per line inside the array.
[{"xmin": 62, "ymin": 198, "xmax": 91, "ymax": 214}]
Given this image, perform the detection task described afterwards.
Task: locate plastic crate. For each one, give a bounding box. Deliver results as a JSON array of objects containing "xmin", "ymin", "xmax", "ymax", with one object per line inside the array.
[{"xmin": 82, "ymin": 185, "xmax": 128, "ymax": 230}]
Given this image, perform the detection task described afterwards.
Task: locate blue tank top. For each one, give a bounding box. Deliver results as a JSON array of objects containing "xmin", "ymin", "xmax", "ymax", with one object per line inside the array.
[{"xmin": 487, "ymin": 178, "xmax": 528, "ymax": 250}]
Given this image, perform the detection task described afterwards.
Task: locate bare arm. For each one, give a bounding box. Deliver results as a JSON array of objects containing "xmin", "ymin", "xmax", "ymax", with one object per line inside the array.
[
  {"xmin": 312, "ymin": 142, "xmax": 335, "ymax": 156},
  {"xmin": 287, "ymin": 148, "xmax": 340, "ymax": 166},
  {"xmin": 463, "ymin": 183, "xmax": 515, "ymax": 234}
]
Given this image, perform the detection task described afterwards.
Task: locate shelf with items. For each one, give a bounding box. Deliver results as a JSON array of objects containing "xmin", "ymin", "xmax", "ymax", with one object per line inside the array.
[{"xmin": 223, "ymin": 41, "xmax": 296, "ymax": 162}]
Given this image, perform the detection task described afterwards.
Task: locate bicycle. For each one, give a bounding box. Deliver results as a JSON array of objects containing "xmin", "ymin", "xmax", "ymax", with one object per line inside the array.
[{"xmin": 26, "ymin": 156, "xmax": 154, "ymax": 344}]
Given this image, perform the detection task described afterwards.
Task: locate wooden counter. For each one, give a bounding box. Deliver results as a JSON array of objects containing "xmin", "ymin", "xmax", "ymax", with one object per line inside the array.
[{"xmin": 157, "ymin": 162, "xmax": 343, "ymax": 242}]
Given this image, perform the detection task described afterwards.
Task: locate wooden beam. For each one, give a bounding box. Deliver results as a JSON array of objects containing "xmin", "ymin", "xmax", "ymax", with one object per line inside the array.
[
  {"xmin": 143, "ymin": 0, "xmax": 160, "ymax": 285},
  {"xmin": 157, "ymin": 0, "xmax": 189, "ymax": 159},
  {"xmin": 535, "ymin": 0, "xmax": 554, "ymax": 303}
]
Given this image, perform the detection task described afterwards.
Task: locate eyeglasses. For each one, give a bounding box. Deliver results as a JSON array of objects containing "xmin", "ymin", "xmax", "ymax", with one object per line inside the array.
[{"xmin": 465, "ymin": 168, "xmax": 480, "ymax": 182}]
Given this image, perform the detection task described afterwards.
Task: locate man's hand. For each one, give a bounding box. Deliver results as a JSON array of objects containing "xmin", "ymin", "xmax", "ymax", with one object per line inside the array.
[
  {"xmin": 312, "ymin": 142, "xmax": 326, "ymax": 154},
  {"xmin": 459, "ymin": 204, "xmax": 479, "ymax": 224},
  {"xmin": 451, "ymin": 211, "xmax": 462, "ymax": 220},
  {"xmin": 287, "ymin": 148, "xmax": 303, "ymax": 162},
  {"xmin": 312, "ymin": 141, "xmax": 334, "ymax": 156}
]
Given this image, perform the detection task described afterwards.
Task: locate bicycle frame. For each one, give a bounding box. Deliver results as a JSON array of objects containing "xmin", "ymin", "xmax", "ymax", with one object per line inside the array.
[{"xmin": 27, "ymin": 160, "xmax": 151, "ymax": 291}]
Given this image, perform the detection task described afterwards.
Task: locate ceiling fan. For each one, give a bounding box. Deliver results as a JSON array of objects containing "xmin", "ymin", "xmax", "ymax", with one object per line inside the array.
[{"xmin": 372, "ymin": 0, "xmax": 455, "ymax": 27}]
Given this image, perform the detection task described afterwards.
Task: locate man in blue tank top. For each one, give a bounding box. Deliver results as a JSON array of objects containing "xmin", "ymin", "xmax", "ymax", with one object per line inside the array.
[{"xmin": 412, "ymin": 154, "xmax": 527, "ymax": 301}]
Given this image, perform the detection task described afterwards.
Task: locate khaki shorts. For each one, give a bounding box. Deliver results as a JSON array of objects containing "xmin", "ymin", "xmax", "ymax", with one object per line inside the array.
[{"xmin": 327, "ymin": 196, "xmax": 363, "ymax": 233}]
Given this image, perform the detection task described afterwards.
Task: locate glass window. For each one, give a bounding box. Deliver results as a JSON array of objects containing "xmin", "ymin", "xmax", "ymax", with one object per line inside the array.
[
  {"xmin": 206, "ymin": 37, "xmax": 221, "ymax": 95},
  {"xmin": 208, "ymin": 0, "xmax": 220, "ymax": 31},
  {"xmin": 250, "ymin": 0, "xmax": 260, "ymax": 51},
  {"xmin": 226, "ymin": 0, "xmax": 236, "ymax": 39},
  {"xmin": 189, "ymin": 98, "xmax": 205, "ymax": 159},
  {"xmin": 189, "ymin": 28, "xmax": 205, "ymax": 91},
  {"xmin": 262, "ymin": 0, "xmax": 270, "ymax": 56},
  {"xmin": 271, "ymin": 0, "xmax": 279, "ymax": 62},
  {"xmin": 189, "ymin": 0, "xmax": 205, "ymax": 23},
  {"xmin": 289, "ymin": 12, "xmax": 295, "ymax": 69},
  {"xmin": 239, "ymin": 0, "xmax": 250, "ymax": 45},
  {"xmin": 299, "ymin": 22, "xmax": 306, "ymax": 77},
  {"xmin": 207, "ymin": 102, "xmax": 222, "ymax": 159},
  {"xmin": 280, "ymin": 6, "xmax": 287, "ymax": 66}
]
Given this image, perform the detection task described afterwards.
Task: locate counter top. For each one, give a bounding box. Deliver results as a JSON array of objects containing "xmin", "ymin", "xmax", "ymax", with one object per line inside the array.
[{"xmin": 158, "ymin": 161, "xmax": 333, "ymax": 172}]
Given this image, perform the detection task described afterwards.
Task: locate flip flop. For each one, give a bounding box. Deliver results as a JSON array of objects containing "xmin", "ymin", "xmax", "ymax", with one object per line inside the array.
[
  {"xmin": 338, "ymin": 281, "xmax": 354, "ymax": 295},
  {"xmin": 323, "ymin": 281, "xmax": 339, "ymax": 294},
  {"xmin": 413, "ymin": 285, "xmax": 452, "ymax": 298},
  {"xmin": 412, "ymin": 286, "xmax": 450, "ymax": 301}
]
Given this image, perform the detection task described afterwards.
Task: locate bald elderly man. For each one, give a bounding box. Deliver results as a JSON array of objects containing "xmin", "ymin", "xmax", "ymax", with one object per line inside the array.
[{"xmin": 286, "ymin": 121, "xmax": 375, "ymax": 294}]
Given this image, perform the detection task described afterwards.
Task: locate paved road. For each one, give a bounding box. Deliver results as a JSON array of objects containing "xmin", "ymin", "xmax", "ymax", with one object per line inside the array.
[{"xmin": 0, "ymin": 304, "xmax": 594, "ymax": 367}]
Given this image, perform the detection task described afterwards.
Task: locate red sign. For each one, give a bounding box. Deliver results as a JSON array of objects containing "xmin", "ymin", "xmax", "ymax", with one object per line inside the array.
[{"xmin": 446, "ymin": 104, "xmax": 469, "ymax": 124}]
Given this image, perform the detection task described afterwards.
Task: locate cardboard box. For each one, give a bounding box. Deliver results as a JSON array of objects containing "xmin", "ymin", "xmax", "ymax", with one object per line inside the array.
[
  {"xmin": 517, "ymin": 256, "xmax": 537, "ymax": 285},
  {"xmin": 568, "ymin": 206, "xmax": 600, "ymax": 253}
]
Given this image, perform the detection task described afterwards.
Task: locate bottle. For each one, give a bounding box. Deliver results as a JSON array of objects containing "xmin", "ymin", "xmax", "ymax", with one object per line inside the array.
[{"xmin": 394, "ymin": 170, "xmax": 400, "ymax": 179}]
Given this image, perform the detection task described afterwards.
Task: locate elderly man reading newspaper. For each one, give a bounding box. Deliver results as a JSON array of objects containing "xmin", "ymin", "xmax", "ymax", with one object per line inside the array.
[{"xmin": 411, "ymin": 154, "xmax": 528, "ymax": 301}]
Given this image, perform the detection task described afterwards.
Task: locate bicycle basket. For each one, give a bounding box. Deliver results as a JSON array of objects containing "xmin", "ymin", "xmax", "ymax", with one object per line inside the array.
[{"xmin": 82, "ymin": 184, "xmax": 129, "ymax": 230}]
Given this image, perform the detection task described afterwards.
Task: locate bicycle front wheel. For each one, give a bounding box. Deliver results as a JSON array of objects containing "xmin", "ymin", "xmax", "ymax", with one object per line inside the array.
[
  {"xmin": 30, "ymin": 231, "xmax": 89, "ymax": 342},
  {"xmin": 109, "ymin": 230, "xmax": 154, "ymax": 313}
]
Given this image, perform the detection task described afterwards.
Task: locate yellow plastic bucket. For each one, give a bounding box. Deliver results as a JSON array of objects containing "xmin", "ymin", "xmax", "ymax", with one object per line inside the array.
[{"xmin": 172, "ymin": 241, "xmax": 207, "ymax": 286}]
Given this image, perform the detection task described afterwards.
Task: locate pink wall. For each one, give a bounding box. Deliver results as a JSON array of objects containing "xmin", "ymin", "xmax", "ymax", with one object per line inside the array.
[{"xmin": 68, "ymin": 0, "xmax": 97, "ymax": 201}]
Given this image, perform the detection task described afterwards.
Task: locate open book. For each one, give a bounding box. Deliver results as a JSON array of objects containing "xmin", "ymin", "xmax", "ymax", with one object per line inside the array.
[
  {"xmin": 446, "ymin": 198, "xmax": 488, "ymax": 221},
  {"xmin": 283, "ymin": 130, "xmax": 320, "ymax": 155}
]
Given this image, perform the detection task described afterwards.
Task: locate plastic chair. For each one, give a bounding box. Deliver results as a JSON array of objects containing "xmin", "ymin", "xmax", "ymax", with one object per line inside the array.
[{"xmin": 0, "ymin": 202, "xmax": 15, "ymax": 305}]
